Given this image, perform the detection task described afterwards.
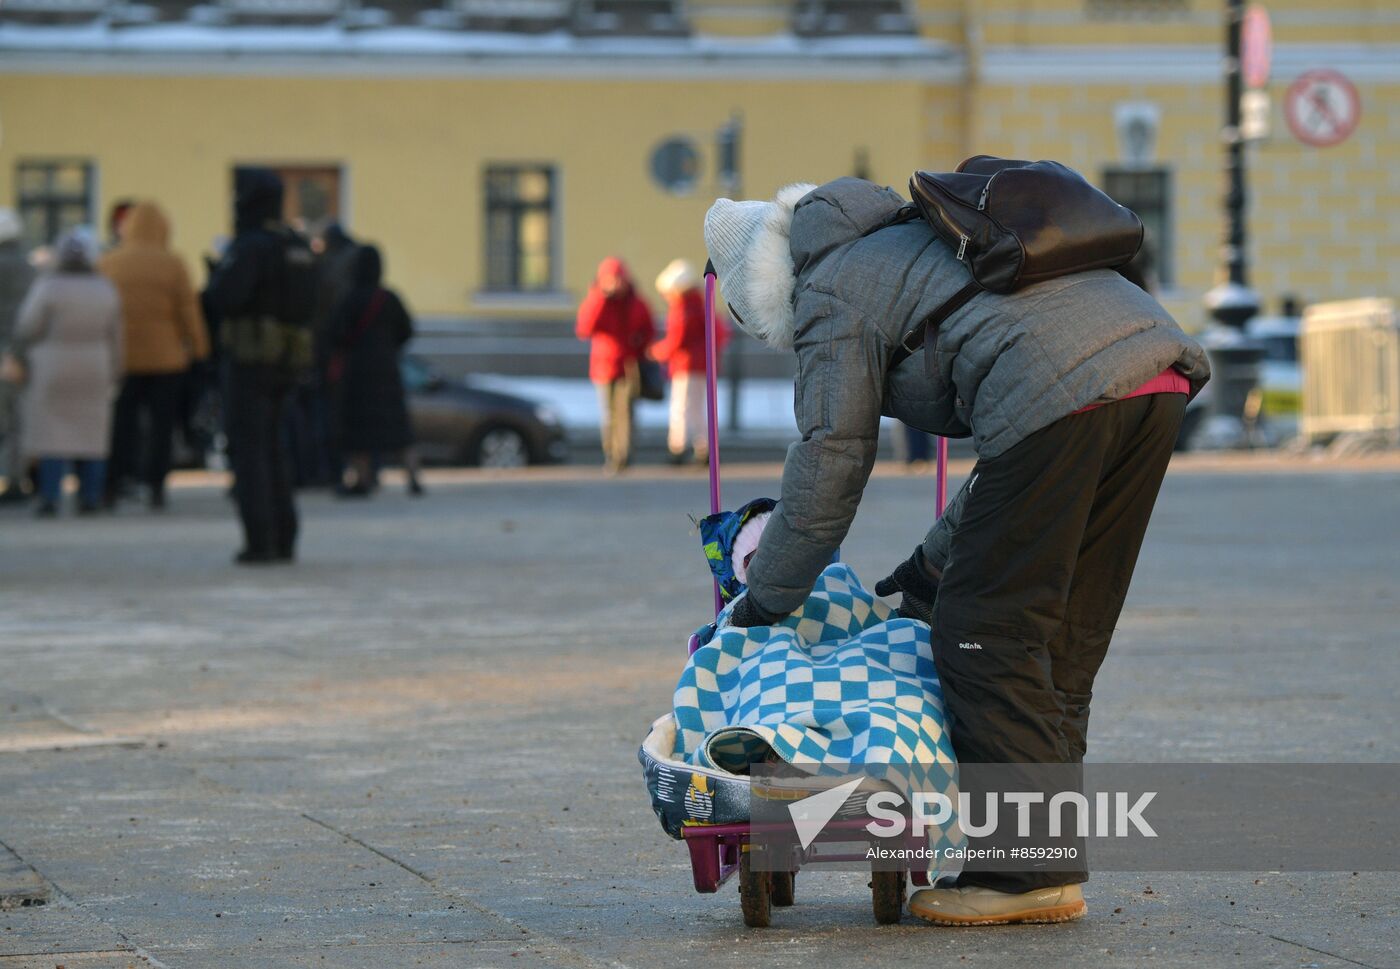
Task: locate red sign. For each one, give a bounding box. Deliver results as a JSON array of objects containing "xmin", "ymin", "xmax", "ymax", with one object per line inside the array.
[
  {"xmin": 1285, "ymin": 69, "xmax": 1361, "ymax": 147},
  {"xmin": 1241, "ymin": 5, "xmax": 1272, "ymax": 90}
]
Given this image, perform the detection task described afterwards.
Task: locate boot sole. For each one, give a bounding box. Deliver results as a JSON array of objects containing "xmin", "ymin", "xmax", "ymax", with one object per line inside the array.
[{"xmin": 909, "ymin": 900, "xmax": 1086, "ymax": 927}]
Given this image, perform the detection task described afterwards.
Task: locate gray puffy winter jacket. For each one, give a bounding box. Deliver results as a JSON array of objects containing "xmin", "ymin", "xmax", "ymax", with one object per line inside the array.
[{"xmin": 744, "ymin": 177, "xmax": 1210, "ymax": 617}]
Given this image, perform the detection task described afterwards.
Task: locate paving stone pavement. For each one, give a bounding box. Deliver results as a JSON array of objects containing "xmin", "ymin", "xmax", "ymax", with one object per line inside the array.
[{"xmin": 0, "ymin": 457, "xmax": 1397, "ymax": 969}]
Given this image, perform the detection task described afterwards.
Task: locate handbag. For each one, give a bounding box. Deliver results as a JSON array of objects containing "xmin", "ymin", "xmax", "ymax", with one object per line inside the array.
[
  {"xmin": 637, "ymin": 357, "xmax": 667, "ymax": 402},
  {"xmin": 326, "ymin": 289, "xmax": 387, "ymax": 385},
  {"xmin": 891, "ymin": 155, "xmax": 1144, "ymax": 369}
]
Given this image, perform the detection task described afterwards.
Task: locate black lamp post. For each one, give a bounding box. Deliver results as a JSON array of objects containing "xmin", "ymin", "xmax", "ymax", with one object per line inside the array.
[{"xmin": 1201, "ymin": 0, "xmax": 1264, "ymax": 445}]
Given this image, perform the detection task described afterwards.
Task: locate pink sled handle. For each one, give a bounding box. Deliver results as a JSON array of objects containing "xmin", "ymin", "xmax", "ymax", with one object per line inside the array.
[{"xmin": 704, "ymin": 263, "xmax": 723, "ymax": 617}]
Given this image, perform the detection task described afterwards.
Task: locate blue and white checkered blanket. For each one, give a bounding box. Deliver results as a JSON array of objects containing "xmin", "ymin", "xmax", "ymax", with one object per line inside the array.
[{"xmin": 672, "ymin": 563, "xmax": 957, "ymax": 780}]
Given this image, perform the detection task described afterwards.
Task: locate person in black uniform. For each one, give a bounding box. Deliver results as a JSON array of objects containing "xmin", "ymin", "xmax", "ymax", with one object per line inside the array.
[{"xmin": 203, "ymin": 169, "xmax": 318, "ymax": 565}]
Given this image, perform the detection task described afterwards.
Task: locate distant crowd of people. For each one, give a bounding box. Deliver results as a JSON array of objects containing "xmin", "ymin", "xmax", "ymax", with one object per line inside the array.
[
  {"xmin": 0, "ymin": 169, "xmax": 420, "ymax": 564},
  {"xmin": 575, "ymin": 256, "xmax": 728, "ymax": 474}
]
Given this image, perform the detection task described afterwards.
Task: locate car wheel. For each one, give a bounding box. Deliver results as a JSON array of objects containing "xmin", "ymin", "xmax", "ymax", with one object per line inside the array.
[{"xmin": 472, "ymin": 426, "xmax": 531, "ymax": 469}]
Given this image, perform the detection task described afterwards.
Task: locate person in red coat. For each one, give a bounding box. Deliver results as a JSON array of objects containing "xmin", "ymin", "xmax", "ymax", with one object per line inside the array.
[
  {"xmin": 652, "ymin": 259, "xmax": 728, "ymax": 465},
  {"xmin": 575, "ymin": 257, "xmax": 654, "ymax": 473}
]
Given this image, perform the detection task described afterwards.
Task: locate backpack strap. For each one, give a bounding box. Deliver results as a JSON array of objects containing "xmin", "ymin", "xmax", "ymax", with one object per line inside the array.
[
  {"xmin": 890, "ymin": 280, "xmax": 981, "ymax": 370},
  {"xmin": 865, "ymin": 203, "xmax": 921, "ymax": 237}
]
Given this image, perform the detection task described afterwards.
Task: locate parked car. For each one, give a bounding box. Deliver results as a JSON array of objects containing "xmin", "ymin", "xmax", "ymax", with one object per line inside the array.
[
  {"xmin": 1177, "ymin": 314, "xmax": 1301, "ymax": 450},
  {"xmin": 402, "ymin": 356, "xmax": 567, "ymax": 468},
  {"xmin": 1246, "ymin": 313, "xmax": 1302, "ymax": 418}
]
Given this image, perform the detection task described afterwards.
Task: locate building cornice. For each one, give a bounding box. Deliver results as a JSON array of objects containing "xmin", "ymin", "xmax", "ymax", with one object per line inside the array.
[
  {"xmin": 0, "ymin": 27, "xmax": 964, "ymax": 81},
  {"xmin": 979, "ymin": 44, "xmax": 1400, "ymax": 85},
  {"xmin": 3, "ymin": 30, "xmax": 1397, "ymax": 86}
]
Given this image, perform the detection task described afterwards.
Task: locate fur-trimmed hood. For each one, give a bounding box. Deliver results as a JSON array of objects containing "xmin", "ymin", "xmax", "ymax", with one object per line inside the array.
[
  {"xmin": 703, "ymin": 183, "xmax": 815, "ymax": 350},
  {"xmin": 787, "ymin": 178, "xmax": 911, "ymax": 276}
]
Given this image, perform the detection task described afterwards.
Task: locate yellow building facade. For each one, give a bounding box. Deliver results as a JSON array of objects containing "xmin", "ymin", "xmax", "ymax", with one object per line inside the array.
[{"xmin": 1, "ymin": 0, "xmax": 1396, "ymax": 332}]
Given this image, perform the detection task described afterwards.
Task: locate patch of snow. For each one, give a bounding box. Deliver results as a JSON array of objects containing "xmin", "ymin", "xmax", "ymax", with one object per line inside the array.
[
  {"xmin": 0, "ymin": 21, "xmax": 953, "ymax": 61},
  {"xmin": 466, "ymin": 374, "xmax": 800, "ymax": 433}
]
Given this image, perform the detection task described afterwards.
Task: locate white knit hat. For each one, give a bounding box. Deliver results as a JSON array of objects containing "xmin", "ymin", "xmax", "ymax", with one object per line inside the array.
[
  {"xmin": 655, "ymin": 258, "xmax": 699, "ymax": 296},
  {"xmin": 703, "ymin": 183, "xmax": 815, "ymax": 350},
  {"xmin": 0, "ymin": 209, "xmax": 22, "ymax": 245}
]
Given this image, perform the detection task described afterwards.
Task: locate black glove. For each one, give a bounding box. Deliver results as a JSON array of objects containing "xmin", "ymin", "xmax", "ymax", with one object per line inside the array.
[
  {"xmin": 874, "ymin": 548, "xmax": 941, "ymax": 624},
  {"xmin": 727, "ymin": 592, "xmax": 781, "ymax": 629}
]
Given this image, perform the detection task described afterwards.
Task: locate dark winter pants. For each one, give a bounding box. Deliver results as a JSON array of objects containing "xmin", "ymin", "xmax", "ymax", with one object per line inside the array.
[
  {"xmin": 287, "ymin": 381, "xmax": 340, "ymax": 488},
  {"xmin": 108, "ymin": 372, "xmax": 184, "ymax": 498},
  {"xmin": 224, "ymin": 365, "xmax": 298, "ymax": 557},
  {"xmin": 37, "ymin": 458, "xmax": 105, "ymax": 507},
  {"xmin": 929, "ymin": 393, "xmax": 1186, "ymax": 893}
]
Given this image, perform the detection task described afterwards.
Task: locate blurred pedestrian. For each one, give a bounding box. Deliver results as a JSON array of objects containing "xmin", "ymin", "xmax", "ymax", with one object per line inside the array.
[
  {"xmin": 8, "ymin": 229, "xmax": 122, "ymax": 517},
  {"xmin": 0, "ymin": 208, "xmax": 36, "ymax": 502},
  {"xmin": 99, "ymin": 201, "xmax": 210, "ymax": 510},
  {"xmin": 576, "ymin": 257, "xmax": 653, "ymax": 474},
  {"xmin": 652, "ymin": 258, "xmax": 727, "ymax": 466},
  {"xmin": 898, "ymin": 422, "xmax": 932, "ymax": 469},
  {"xmin": 286, "ymin": 222, "xmax": 359, "ymax": 489},
  {"xmin": 106, "ymin": 199, "xmax": 135, "ymax": 251},
  {"xmin": 315, "ymin": 224, "xmax": 359, "ymax": 331},
  {"xmin": 327, "ymin": 244, "xmax": 422, "ymax": 497},
  {"xmin": 204, "ymin": 169, "xmax": 318, "ymax": 565}
]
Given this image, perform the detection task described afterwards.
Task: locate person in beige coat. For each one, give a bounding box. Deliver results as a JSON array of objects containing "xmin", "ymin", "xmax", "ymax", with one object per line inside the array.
[
  {"xmin": 99, "ymin": 200, "xmax": 209, "ymax": 509},
  {"xmin": 10, "ymin": 230, "xmax": 123, "ymax": 516}
]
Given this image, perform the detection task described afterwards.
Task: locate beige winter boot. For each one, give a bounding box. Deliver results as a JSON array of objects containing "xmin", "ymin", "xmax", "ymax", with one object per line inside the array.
[{"xmin": 908, "ymin": 883, "xmax": 1086, "ymax": 926}]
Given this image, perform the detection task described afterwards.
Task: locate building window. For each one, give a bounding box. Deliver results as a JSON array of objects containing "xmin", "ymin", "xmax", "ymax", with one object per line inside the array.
[
  {"xmin": 219, "ymin": 0, "xmax": 343, "ymax": 24},
  {"xmin": 232, "ymin": 164, "xmax": 342, "ymax": 235},
  {"xmin": 484, "ymin": 165, "xmax": 557, "ymax": 293},
  {"xmin": 14, "ymin": 159, "xmax": 95, "ymax": 252},
  {"xmin": 793, "ymin": 1, "xmax": 915, "ymax": 37},
  {"xmin": 1086, "ymin": 0, "xmax": 1189, "ymax": 19},
  {"xmin": 573, "ymin": 0, "xmax": 688, "ymax": 36},
  {"xmin": 1102, "ymin": 167, "xmax": 1174, "ymax": 289},
  {"xmin": 453, "ymin": 0, "xmax": 571, "ymax": 33}
]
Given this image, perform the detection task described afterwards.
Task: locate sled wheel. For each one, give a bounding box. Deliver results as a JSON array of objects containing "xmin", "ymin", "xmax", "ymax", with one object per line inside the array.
[
  {"xmin": 771, "ymin": 869, "xmax": 795, "ymax": 907},
  {"xmin": 871, "ymin": 869, "xmax": 906, "ymax": 925},
  {"xmin": 739, "ymin": 851, "xmax": 771, "ymax": 928}
]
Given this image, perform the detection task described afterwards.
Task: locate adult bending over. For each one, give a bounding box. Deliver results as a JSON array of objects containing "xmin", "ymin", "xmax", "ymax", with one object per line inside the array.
[{"xmin": 704, "ymin": 178, "xmax": 1209, "ymax": 926}]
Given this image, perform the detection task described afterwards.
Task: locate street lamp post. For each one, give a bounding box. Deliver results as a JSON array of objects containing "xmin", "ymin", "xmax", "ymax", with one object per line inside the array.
[{"xmin": 1201, "ymin": 0, "xmax": 1265, "ymax": 446}]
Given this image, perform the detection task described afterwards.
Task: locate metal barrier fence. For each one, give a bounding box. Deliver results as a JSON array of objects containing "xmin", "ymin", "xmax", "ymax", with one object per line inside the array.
[{"xmin": 1299, "ymin": 298, "xmax": 1400, "ymax": 446}]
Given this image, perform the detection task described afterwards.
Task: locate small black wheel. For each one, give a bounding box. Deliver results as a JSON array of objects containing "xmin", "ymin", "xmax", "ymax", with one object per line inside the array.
[
  {"xmin": 771, "ymin": 869, "xmax": 795, "ymax": 907},
  {"xmin": 871, "ymin": 869, "xmax": 906, "ymax": 925},
  {"xmin": 739, "ymin": 851, "xmax": 772, "ymax": 928}
]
